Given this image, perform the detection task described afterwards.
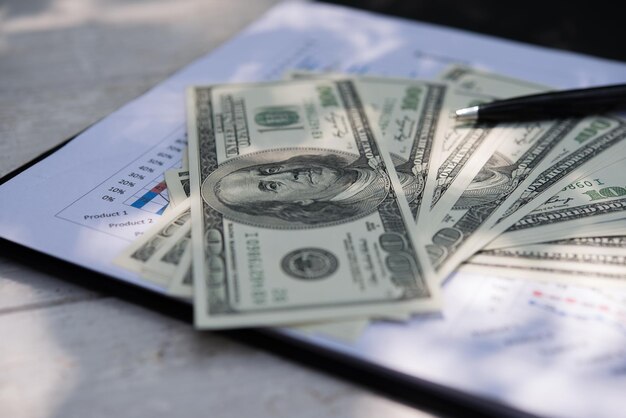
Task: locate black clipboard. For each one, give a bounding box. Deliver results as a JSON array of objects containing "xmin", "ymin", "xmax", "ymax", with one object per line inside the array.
[{"xmin": 7, "ymin": 1, "xmax": 601, "ymax": 414}]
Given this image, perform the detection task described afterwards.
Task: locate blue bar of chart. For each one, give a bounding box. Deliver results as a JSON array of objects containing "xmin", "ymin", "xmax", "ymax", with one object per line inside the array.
[{"xmin": 125, "ymin": 180, "xmax": 169, "ymax": 215}]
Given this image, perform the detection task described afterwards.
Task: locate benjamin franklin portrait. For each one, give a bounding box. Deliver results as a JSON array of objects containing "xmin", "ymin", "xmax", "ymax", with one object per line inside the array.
[
  {"xmin": 202, "ymin": 149, "xmax": 400, "ymax": 229},
  {"xmin": 452, "ymin": 152, "xmax": 516, "ymax": 210}
]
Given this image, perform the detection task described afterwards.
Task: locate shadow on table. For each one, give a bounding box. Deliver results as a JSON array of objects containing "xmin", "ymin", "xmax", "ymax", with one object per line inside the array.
[
  {"xmin": 320, "ymin": 0, "xmax": 626, "ymax": 63},
  {"xmin": 2, "ymin": 237, "xmax": 540, "ymax": 418}
]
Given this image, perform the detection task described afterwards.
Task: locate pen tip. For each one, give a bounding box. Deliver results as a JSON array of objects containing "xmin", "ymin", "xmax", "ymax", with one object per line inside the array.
[{"xmin": 454, "ymin": 105, "xmax": 479, "ymax": 122}]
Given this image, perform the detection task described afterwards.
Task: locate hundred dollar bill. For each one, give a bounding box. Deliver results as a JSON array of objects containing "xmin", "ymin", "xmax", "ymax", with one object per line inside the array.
[
  {"xmin": 418, "ymin": 66, "xmax": 551, "ymax": 231},
  {"xmin": 166, "ymin": 241, "xmax": 193, "ymax": 298},
  {"xmin": 459, "ymin": 262, "xmax": 626, "ymax": 288},
  {"xmin": 167, "ymin": 243, "xmax": 392, "ymax": 338},
  {"xmin": 480, "ymin": 118, "xmax": 626, "ymax": 242},
  {"xmin": 490, "ymin": 217, "xmax": 626, "ymax": 246},
  {"xmin": 166, "ymin": 238, "xmax": 410, "ymax": 314},
  {"xmin": 428, "ymin": 113, "xmax": 626, "ymax": 280},
  {"xmin": 155, "ymin": 196, "xmax": 417, "ymax": 334},
  {"xmin": 161, "ymin": 216, "xmax": 414, "ymax": 320},
  {"xmin": 187, "ymin": 79, "xmax": 439, "ymax": 329},
  {"xmin": 142, "ymin": 221, "xmax": 192, "ymax": 283},
  {"xmin": 182, "ymin": 146, "xmax": 189, "ymax": 170},
  {"xmin": 286, "ymin": 71, "xmax": 449, "ymax": 219},
  {"xmin": 112, "ymin": 201, "xmax": 191, "ymax": 282},
  {"xmin": 166, "ymin": 237, "xmax": 377, "ymax": 338},
  {"xmin": 485, "ymin": 156, "xmax": 626, "ymax": 248},
  {"xmin": 548, "ymin": 235, "xmax": 626, "ymax": 247},
  {"xmin": 164, "ymin": 169, "xmax": 190, "ymax": 208},
  {"xmin": 466, "ymin": 240, "xmax": 626, "ymax": 287},
  {"xmin": 287, "ymin": 69, "xmax": 548, "ymax": 229},
  {"xmin": 426, "ymin": 117, "xmax": 579, "ymax": 278},
  {"xmin": 476, "ymin": 243, "xmax": 626, "ymax": 268}
]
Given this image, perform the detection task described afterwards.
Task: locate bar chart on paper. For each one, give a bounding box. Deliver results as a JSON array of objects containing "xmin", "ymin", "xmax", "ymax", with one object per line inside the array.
[
  {"xmin": 433, "ymin": 273, "xmax": 626, "ymax": 357},
  {"xmin": 426, "ymin": 274, "xmax": 626, "ymax": 387},
  {"xmin": 327, "ymin": 271, "xmax": 626, "ymax": 418},
  {"xmin": 124, "ymin": 179, "xmax": 169, "ymax": 215},
  {"xmin": 55, "ymin": 127, "xmax": 187, "ymax": 241},
  {"xmin": 529, "ymin": 286, "xmax": 626, "ymax": 335}
]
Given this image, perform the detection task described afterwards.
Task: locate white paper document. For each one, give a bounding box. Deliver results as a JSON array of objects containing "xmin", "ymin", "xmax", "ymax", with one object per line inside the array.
[
  {"xmin": 1, "ymin": 2, "xmax": 626, "ymax": 417},
  {"xmin": 288, "ymin": 269, "xmax": 626, "ymax": 418}
]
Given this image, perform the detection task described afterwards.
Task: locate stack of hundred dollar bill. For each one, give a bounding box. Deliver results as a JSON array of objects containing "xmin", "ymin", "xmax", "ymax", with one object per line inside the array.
[{"xmin": 113, "ymin": 65, "xmax": 626, "ymax": 341}]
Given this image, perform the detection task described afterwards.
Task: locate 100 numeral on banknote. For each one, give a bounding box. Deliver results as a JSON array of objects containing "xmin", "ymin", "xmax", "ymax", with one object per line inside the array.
[{"xmin": 187, "ymin": 79, "xmax": 439, "ymax": 329}]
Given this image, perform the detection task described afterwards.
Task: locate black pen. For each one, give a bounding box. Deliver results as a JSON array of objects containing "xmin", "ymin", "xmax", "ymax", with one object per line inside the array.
[{"xmin": 454, "ymin": 83, "xmax": 626, "ymax": 122}]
